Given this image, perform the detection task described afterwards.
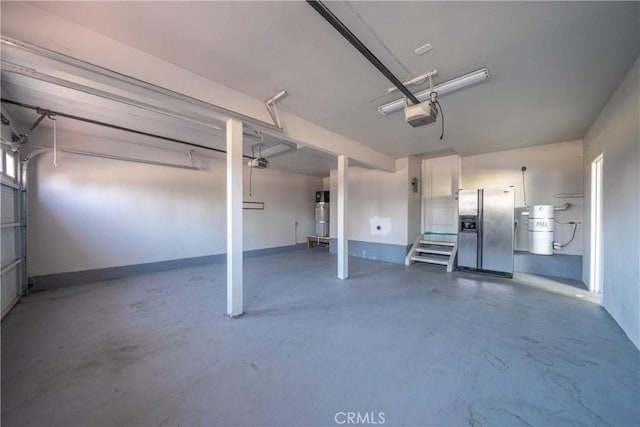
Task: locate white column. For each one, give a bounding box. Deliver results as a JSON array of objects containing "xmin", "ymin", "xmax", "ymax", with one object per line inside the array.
[
  {"xmin": 337, "ymin": 155, "xmax": 349, "ymax": 280},
  {"xmin": 226, "ymin": 119, "xmax": 243, "ymax": 316}
]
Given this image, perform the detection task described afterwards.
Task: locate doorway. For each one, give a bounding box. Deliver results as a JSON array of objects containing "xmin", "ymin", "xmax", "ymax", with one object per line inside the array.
[
  {"xmin": 589, "ymin": 154, "xmax": 603, "ymax": 293},
  {"xmin": 421, "ymin": 155, "xmax": 460, "ymax": 237}
]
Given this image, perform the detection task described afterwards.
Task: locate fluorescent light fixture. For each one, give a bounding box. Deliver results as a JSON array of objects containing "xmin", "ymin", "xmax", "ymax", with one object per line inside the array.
[{"xmin": 377, "ymin": 68, "xmax": 490, "ymax": 116}]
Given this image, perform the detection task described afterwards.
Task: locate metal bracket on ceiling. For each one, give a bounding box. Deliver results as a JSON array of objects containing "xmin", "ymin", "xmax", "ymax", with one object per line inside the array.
[
  {"xmin": 11, "ymin": 108, "xmax": 54, "ymax": 144},
  {"xmin": 264, "ymin": 90, "xmax": 288, "ymax": 129},
  {"xmin": 1, "ymin": 112, "xmax": 21, "ymax": 143}
]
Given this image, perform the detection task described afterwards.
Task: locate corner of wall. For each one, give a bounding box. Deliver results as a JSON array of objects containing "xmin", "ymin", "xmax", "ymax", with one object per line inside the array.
[{"xmin": 582, "ymin": 55, "xmax": 640, "ymax": 349}]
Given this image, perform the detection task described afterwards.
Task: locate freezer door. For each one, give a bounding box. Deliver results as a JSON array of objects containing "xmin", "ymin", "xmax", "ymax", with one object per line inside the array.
[
  {"xmin": 481, "ymin": 188, "xmax": 514, "ymax": 273},
  {"xmin": 457, "ymin": 190, "xmax": 479, "ymax": 269},
  {"xmin": 458, "ymin": 189, "xmax": 479, "ymax": 216}
]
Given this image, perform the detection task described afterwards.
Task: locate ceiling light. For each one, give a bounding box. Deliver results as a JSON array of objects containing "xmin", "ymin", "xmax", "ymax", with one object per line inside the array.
[{"xmin": 378, "ymin": 68, "xmax": 490, "ymax": 116}]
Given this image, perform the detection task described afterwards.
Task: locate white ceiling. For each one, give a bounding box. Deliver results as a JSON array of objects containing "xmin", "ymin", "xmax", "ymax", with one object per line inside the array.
[{"xmin": 2, "ymin": 1, "xmax": 639, "ymax": 164}]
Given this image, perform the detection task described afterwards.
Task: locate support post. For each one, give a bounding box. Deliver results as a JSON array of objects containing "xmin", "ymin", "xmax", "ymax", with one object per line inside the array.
[
  {"xmin": 226, "ymin": 119, "xmax": 243, "ymax": 316},
  {"xmin": 337, "ymin": 155, "xmax": 349, "ymax": 279}
]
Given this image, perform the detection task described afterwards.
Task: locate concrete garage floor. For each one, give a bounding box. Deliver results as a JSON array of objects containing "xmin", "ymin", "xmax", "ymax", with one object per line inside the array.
[{"xmin": 2, "ymin": 249, "xmax": 638, "ymax": 426}]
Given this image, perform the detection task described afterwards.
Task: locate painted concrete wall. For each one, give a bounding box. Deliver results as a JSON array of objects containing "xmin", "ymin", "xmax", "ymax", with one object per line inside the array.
[
  {"xmin": 582, "ymin": 57, "xmax": 639, "ymax": 349},
  {"xmin": 330, "ymin": 158, "xmax": 413, "ymax": 246},
  {"xmin": 461, "ymin": 140, "xmax": 584, "ymax": 256},
  {"xmin": 407, "ymin": 156, "xmax": 422, "ymax": 243},
  {"xmin": 26, "ymin": 132, "xmax": 321, "ymax": 277},
  {"xmin": 328, "ymin": 158, "xmax": 415, "ymax": 263}
]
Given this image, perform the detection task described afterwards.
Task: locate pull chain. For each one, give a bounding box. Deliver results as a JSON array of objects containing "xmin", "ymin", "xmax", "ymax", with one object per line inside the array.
[{"xmin": 51, "ymin": 116, "xmax": 58, "ymax": 166}]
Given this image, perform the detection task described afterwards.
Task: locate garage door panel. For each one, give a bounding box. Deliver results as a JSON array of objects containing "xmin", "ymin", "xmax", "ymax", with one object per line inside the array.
[
  {"xmin": 1, "ymin": 267, "xmax": 19, "ymax": 318},
  {"xmin": 2, "ymin": 185, "xmax": 16, "ymax": 223},
  {"xmin": 1, "ymin": 154, "xmax": 25, "ymax": 319},
  {"xmin": 1, "ymin": 228, "xmax": 17, "ymax": 267}
]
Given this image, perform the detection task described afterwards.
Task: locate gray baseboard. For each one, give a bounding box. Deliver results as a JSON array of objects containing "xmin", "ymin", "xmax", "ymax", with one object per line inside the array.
[
  {"xmin": 514, "ymin": 251, "xmax": 582, "ymax": 281},
  {"xmin": 31, "ymin": 243, "xmax": 308, "ymax": 289},
  {"xmin": 329, "ymin": 239, "xmax": 409, "ymax": 264}
]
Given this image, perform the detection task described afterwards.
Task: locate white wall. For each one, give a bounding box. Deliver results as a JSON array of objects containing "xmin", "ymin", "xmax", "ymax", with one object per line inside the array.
[
  {"xmin": 583, "ymin": 57, "xmax": 639, "ymax": 349},
  {"xmin": 330, "ymin": 158, "xmax": 413, "ymax": 247},
  {"xmin": 26, "ymin": 131, "xmax": 322, "ymax": 276},
  {"xmin": 407, "ymin": 157, "xmax": 422, "ymax": 242},
  {"xmin": 461, "ymin": 140, "xmax": 584, "ymax": 255}
]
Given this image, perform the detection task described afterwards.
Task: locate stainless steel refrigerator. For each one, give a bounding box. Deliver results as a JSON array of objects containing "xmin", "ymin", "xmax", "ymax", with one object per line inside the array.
[{"xmin": 458, "ymin": 188, "xmax": 514, "ymax": 277}]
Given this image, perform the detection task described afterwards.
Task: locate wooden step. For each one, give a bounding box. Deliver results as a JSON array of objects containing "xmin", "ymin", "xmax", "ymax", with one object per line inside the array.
[
  {"xmin": 420, "ymin": 240, "xmax": 456, "ymax": 247},
  {"xmin": 415, "ymin": 246, "xmax": 453, "ymax": 256},
  {"xmin": 410, "ymin": 255, "xmax": 449, "ymax": 266}
]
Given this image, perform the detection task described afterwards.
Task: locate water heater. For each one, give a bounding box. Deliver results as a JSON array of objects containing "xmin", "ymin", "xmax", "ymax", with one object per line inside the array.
[{"xmin": 315, "ymin": 191, "xmax": 330, "ymax": 237}]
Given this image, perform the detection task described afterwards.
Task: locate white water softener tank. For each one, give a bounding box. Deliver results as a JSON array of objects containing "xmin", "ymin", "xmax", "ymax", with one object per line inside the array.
[{"xmin": 528, "ymin": 205, "xmax": 554, "ymax": 255}]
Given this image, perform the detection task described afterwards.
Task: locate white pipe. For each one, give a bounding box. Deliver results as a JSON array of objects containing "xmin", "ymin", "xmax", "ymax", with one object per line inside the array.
[{"xmin": 554, "ymin": 203, "xmax": 571, "ymax": 211}]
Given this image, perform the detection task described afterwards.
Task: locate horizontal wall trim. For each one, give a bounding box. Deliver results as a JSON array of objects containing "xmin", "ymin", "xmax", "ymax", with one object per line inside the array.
[{"xmin": 31, "ymin": 243, "xmax": 307, "ymax": 290}]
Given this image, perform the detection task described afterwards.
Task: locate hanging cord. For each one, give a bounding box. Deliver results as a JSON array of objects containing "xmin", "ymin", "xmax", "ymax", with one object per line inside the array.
[
  {"xmin": 553, "ymin": 218, "xmax": 577, "ymax": 225},
  {"xmin": 249, "ymin": 135, "xmax": 265, "ymax": 197},
  {"xmin": 249, "ymin": 145, "xmax": 254, "ymax": 197},
  {"xmin": 429, "ymin": 91, "xmax": 444, "ymax": 140},
  {"xmin": 425, "ymin": 75, "xmax": 444, "ymax": 139},
  {"xmin": 555, "ymin": 222, "xmax": 578, "ymax": 248},
  {"xmin": 521, "ymin": 167, "xmax": 528, "ymax": 207},
  {"xmin": 48, "ymin": 114, "xmax": 58, "ymax": 166}
]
